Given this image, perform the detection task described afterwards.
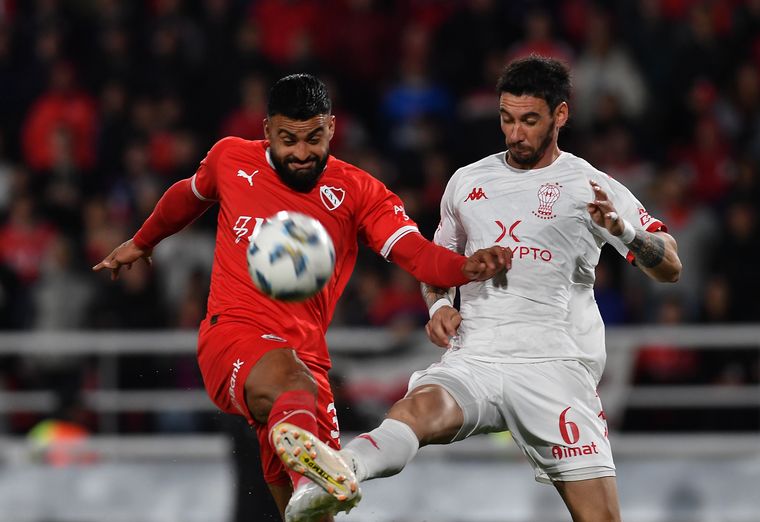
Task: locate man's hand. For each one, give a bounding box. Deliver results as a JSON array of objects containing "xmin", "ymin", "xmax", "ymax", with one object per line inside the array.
[
  {"xmin": 587, "ymin": 180, "xmax": 624, "ymax": 236},
  {"xmin": 426, "ymin": 306, "xmax": 462, "ymax": 348},
  {"xmin": 462, "ymin": 246, "xmax": 512, "ymax": 281},
  {"xmin": 92, "ymin": 239, "xmax": 153, "ymax": 280}
]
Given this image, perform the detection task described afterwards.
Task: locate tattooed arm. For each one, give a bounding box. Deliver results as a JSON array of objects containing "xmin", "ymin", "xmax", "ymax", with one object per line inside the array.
[
  {"xmin": 588, "ymin": 180, "xmax": 682, "ymax": 283},
  {"xmin": 626, "ymin": 229, "xmax": 681, "ymax": 282},
  {"xmin": 421, "ymin": 283, "xmax": 454, "ymax": 309},
  {"xmin": 421, "ymin": 283, "xmax": 460, "ymax": 348}
]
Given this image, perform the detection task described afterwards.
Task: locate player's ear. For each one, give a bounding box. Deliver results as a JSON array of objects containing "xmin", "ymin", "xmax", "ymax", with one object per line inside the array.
[
  {"xmin": 263, "ymin": 118, "xmax": 271, "ymax": 140},
  {"xmin": 327, "ymin": 115, "xmax": 335, "ymax": 141},
  {"xmin": 555, "ymin": 102, "xmax": 569, "ymax": 129}
]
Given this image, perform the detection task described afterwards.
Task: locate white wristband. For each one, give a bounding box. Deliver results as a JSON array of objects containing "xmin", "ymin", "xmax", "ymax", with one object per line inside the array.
[
  {"xmin": 428, "ymin": 298, "xmax": 452, "ymax": 319},
  {"xmin": 618, "ymin": 217, "xmax": 636, "ymax": 244}
]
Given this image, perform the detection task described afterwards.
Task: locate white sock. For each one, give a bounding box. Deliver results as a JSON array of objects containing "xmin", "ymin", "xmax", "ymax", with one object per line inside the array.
[{"xmin": 341, "ymin": 418, "xmax": 420, "ymax": 482}]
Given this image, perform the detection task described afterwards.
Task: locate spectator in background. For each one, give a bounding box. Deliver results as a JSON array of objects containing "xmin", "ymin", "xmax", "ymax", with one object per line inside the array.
[
  {"xmin": 381, "ymin": 24, "xmax": 453, "ymax": 153},
  {"xmin": 717, "ymin": 63, "xmax": 760, "ymax": 162},
  {"xmin": 96, "ymin": 81, "xmax": 131, "ymax": 178},
  {"xmin": 21, "ymin": 60, "xmax": 97, "ymax": 172},
  {"xmin": 321, "ymin": 0, "xmax": 396, "ymax": 109},
  {"xmin": 0, "ymin": 196, "xmax": 58, "ymax": 287},
  {"xmin": 673, "ymin": 116, "xmax": 734, "ymax": 205},
  {"xmin": 220, "ymin": 73, "xmax": 269, "ymax": 140},
  {"xmin": 249, "ymin": 0, "xmax": 320, "ymax": 67},
  {"xmin": 593, "ymin": 252, "xmax": 626, "ymax": 325},
  {"xmin": 506, "ymin": 8, "xmax": 573, "ymax": 65},
  {"xmin": 589, "ymin": 123, "xmax": 654, "ymax": 198},
  {"xmin": 367, "ymin": 267, "xmax": 429, "ymax": 334},
  {"xmin": 87, "ymin": 260, "xmax": 167, "ymax": 330},
  {"xmin": 33, "ymin": 236, "xmax": 92, "ymax": 330},
  {"xmin": 572, "ymin": 8, "xmax": 646, "ymax": 130},
  {"xmin": 634, "ymin": 294, "xmax": 699, "ymax": 386},
  {"xmin": 709, "ymin": 200, "xmax": 760, "ymax": 321},
  {"xmin": 90, "ymin": 24, "xmax": 134, "ymax": 90},
  {"xmin": 432, "ymin": 0, "xmax": 513, "ymax": 97},
  {"xmin": 641, "ymin": 166, "xmax": 718, "ymax": 319}
]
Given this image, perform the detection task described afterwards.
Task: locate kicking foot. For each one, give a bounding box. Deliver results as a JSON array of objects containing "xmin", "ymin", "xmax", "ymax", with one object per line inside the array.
[
  {"xmin": 272, "ymin": 422, "xmax": 361, "ymax": 508},
  {"xmin": 285, "ymin": 480, "xmax": 361, "ymax": 522}
]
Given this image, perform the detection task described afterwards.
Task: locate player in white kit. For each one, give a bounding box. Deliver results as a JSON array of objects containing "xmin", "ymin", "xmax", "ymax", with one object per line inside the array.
[{"xmin": 281, "ymin": 56, "xmax": 682, "ymax": 521}]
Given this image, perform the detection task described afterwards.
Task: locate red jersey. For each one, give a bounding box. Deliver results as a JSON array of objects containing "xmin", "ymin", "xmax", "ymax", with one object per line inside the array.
[{"xmin": 192, "ymin": 137, "xmax": 418, "ymax": 368}]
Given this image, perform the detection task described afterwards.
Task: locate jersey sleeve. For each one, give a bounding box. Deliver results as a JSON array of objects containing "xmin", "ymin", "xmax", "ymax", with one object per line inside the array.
[
  {"xmin": 190, "ymin": 137, "xmax": 238, "ymax": 201},
  {"xmin": 355, "ymin": 173, "xmax": 419, "ymax": 258},
  {"xmin": 433, "ymin": 171, "xmax": 466, "ymax": 254},
  {"xmin": 588, "ymin": 172, "xmax": 667, "ymax": 263}
]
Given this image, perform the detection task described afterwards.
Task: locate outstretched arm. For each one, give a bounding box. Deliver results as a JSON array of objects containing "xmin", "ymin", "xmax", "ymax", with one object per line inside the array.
[
  {"xmin": 92, "ymin": 178, "xmax": 214, "ymax": 280},
  {"xmin": 587, "ymin": 180, "xmax": 681, "ymax": 283},
  {"xmin": 389, "ymin": 232, "xmax": 511, "ymax": 288}
]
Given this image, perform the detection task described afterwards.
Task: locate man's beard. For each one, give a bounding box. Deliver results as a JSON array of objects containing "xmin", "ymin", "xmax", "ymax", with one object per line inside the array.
[
  {"xmin": 508, "ymin": 120, "xmax": 555, "ymax": 168},
  {"xmin": 270, "ymin": 152, "xmax": 328, "ymax": 193}
]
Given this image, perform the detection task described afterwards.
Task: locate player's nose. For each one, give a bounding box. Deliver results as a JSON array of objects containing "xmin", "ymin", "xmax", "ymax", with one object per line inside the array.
[{"xmin": 290, "ymin": 141, "xmax": 311, "ymax": 161}]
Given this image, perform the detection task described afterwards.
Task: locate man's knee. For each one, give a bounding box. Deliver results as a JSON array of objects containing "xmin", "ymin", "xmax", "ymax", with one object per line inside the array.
[
  {"xmin": 244, "ymin": 349, "xmax": 318, "ymax": 423},
  {"xmin": 388, "ymin": 385, "xmax": 463, "ymax": 445}
]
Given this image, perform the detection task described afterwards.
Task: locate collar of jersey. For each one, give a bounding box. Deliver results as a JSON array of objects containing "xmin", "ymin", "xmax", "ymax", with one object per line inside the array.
[{"xmin": 502, "ymin": 150, "xmax": 567, "ymax": 174}]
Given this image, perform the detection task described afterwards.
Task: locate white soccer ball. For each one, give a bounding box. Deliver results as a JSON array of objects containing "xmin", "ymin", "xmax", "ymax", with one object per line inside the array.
[{"xmin": 247, "ymin": 211, "xmax": 335, "ymax": 301}]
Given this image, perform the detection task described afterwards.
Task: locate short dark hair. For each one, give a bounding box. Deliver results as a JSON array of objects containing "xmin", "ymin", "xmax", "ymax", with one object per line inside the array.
[
  {"xmin": 496, "ymin": 55, "xmax": 571, "ymax": 112},
  {"xmin": 267, "ymin": 73, "xmax": 332, "ymax": 119}
]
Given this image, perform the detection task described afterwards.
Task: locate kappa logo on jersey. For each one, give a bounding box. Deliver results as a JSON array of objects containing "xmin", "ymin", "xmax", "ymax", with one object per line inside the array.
[
  {"xmin": 638, "ymin": 208, "xmax": 653, "ymax": 227},
  {"xmin": 495, "ymin": 220, "xmax": 521, "ymax": 242},
  {"xmin": 319, "ymin": 185, "xmax": 345, "ymax": 211},
  {"xmin": 394, "ymin": 205, "xmax": 410, "ymax": 221},
  {"xmin": 237, "ymin": 169, "xmax": 258, "ymax": 186},
  {"xmin": 464, "ymin": 187, "xmax": 488, "ymax": 202},
  {"xmin": 532, "ymin": 182, "xmax": 562, "ymax": 219}
]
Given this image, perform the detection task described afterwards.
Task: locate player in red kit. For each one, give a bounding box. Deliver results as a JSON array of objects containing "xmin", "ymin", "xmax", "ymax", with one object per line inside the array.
[{"xmin": 93, "ymin": 74, "xmax": 510, "ymax": 519}]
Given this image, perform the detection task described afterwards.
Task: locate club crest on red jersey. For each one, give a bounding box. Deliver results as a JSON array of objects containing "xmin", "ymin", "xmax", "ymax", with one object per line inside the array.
[
  {"xmin": 532, "ymin": 182, "xmax": 562, "ymax": 219},
  {"xmin": 319, "ymin": 185, "xmax": 345, "ymax": 211}
]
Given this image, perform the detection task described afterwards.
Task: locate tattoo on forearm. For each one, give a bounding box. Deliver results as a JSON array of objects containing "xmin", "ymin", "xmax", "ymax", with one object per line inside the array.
[
  {"xmin": 628, "ymin": 230, "xmax": 665, "ymax": 268},
  {"xmin": 421, "ymin": 283, "xmax": 451, "ymax": 308}
]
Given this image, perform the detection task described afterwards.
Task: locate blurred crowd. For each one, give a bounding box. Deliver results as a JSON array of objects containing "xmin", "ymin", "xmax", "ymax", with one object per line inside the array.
[{"xmin": 0, "ymin": 0, "xmax": 759, "ymax": 434}]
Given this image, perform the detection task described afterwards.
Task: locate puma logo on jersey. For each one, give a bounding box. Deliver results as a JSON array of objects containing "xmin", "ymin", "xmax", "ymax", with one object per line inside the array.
[
  {"xmin": 464, "ymin": 187, "xmax": 488, "ymax": 201},
  {"xmin": 237, "ymin": 169, "xmax": 258, "ymax": 186}
]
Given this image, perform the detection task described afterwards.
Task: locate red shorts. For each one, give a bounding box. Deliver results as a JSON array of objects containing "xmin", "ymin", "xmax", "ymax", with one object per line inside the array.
[{"xmin": 198, "ymin": 315, "xmax": 340, "ymax": 485}]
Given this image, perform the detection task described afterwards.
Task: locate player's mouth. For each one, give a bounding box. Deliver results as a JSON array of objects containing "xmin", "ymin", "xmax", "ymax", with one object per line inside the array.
[
  {"xmin": 290, "ymin": 161, "xmax": 315, "ymax": 169},
  {"xmin": 509, "ymin": 144, "xmax": 531, "ymax": 154}
]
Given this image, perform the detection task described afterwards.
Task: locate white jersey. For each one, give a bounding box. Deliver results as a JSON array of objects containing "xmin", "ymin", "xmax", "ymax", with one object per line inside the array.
[{"xmin": 435, "ymin": 151, "xmax": 665, "ymax": 382}]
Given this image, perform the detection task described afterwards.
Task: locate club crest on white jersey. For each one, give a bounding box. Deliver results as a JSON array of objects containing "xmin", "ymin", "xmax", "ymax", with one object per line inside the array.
[{"xmin": 532, "ymin": 182, "xmax": 562, "ymax": 219}]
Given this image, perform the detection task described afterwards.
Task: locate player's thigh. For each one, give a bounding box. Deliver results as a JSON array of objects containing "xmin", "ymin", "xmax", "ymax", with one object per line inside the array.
[
  {"xmin": 554, "ymin": 476, "xmax": 621, "ymax": 522},
  {"xmin": 388, "ymin": 384, "xmax": 464, "ymax": 445},
  {"xmin": 500, "ymin": 360, "xmax": 615, "ymax": 483},
  {"xmin": 406, "ymin": 354, "xmax": 507, "ymax": 444}
]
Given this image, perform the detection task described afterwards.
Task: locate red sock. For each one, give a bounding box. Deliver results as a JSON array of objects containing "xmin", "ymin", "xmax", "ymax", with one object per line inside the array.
[{"xmin": 267, "ymin": 389, "xmax": 318, "ymax": 489}]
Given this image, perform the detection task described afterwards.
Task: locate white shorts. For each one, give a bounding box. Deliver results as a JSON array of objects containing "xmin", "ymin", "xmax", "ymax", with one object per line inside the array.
[{"xmin": 408, "ymin": 352, "xmax": 615, "ymax": 484}]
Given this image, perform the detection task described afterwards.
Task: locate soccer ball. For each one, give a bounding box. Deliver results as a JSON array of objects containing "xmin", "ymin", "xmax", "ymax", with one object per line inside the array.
[{"xmin": 247, "ymin": 211, "xmax": 336, "ymax": 301}]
